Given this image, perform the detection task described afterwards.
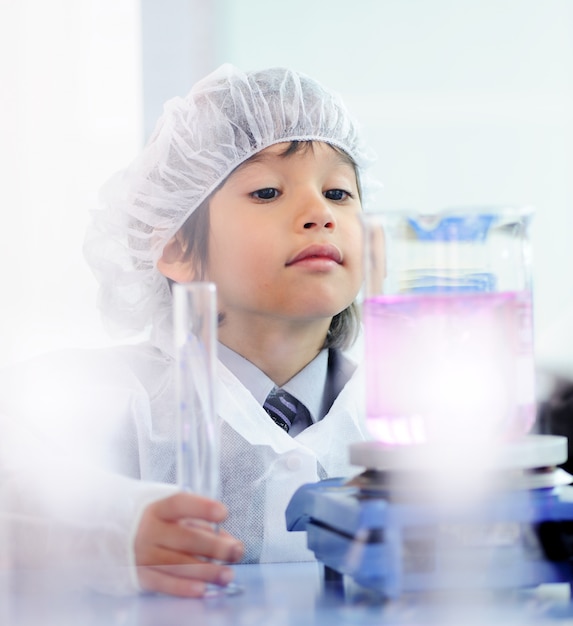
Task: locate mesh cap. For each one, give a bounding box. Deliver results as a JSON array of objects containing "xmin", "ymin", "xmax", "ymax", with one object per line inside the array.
[{"xmin": 84, "ymin": 64, "xmax": 376, "ymax": 337}]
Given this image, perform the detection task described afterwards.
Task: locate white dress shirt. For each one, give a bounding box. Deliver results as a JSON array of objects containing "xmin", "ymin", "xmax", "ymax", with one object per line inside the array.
[{"xmin": 217, "ymin": 342, "xmax": 330, "ymax": 436}]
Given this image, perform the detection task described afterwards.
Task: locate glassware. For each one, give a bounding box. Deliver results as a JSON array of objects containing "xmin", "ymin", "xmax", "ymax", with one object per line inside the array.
[
  {"xmin": 362, "ymin": 206, "xmax": 536, "ymax": 447},
  {"xmin": 173, "ymin": 282, "xmax": 242, "ymax": 596}
]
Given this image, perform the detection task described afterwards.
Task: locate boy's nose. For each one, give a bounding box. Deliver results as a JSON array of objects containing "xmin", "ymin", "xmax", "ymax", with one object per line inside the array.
[
  {"xmin": 300, "ymin": 195, "xmax": 336, "ymax": 230},
  {"xmin": 303, "ymin": 217, "xmax": 335, "ymax": 230}
]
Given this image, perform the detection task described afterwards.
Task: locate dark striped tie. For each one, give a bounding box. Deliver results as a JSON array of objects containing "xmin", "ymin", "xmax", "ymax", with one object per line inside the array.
[{"xmin": 263, "ymin": 388, "xmax": 302, "ymax": 433}]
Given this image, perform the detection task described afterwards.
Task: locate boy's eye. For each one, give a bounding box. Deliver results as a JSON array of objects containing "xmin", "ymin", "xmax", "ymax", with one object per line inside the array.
[
  {"xmin": 251, "ymin": 187, "xmax": 279, "ymax": 200},
  {"xmin": 324, "ymin": 189, "xmax": 350, "ymax": 201}
]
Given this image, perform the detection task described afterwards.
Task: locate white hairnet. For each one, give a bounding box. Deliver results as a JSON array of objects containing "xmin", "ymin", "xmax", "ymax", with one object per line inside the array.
[{"xmin": 84, "ymin": 64, "xmax": 375, "ymax": 337}]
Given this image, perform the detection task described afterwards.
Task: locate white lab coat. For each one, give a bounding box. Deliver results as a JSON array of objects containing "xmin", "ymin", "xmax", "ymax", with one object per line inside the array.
[{"xmin": 0, "ymin": 340, "xmax": 368, "ymax": 594}]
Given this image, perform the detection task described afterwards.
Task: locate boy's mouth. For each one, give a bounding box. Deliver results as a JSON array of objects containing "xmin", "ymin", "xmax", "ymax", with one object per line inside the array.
[{"xmin": 286, "ymin": 243, "xmax": 343, "ymax": 266}]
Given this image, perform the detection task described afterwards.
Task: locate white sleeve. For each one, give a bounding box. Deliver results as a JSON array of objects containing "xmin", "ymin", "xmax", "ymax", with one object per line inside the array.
[
  {"xmin": 1, "ymin": 450, "xmax": 177, "ymax": 594},
  {"xmin": 0, "ymin": 349, "xmax": 178, "ymax": 595}
]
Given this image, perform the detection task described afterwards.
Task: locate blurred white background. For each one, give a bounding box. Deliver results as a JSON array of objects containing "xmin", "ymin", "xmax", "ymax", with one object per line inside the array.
[
  {"xmin": 1, "ymin": 0, "xmax": 572, "ymax": 375},
  {"xmin": 0, "ymin": 0, "xmax": 142, "ymax": 364}
]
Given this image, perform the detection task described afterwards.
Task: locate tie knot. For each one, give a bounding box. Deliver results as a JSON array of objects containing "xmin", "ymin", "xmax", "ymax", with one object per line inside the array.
[{"xmin": 263, "ymin": 388, "xmax": 300, "ymax": 433}]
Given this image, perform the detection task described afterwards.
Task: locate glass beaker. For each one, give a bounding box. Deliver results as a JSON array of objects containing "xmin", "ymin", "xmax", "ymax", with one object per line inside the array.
[{"xmin": 362, "ymin": 206, "xmax": 535, "ymax": 446}]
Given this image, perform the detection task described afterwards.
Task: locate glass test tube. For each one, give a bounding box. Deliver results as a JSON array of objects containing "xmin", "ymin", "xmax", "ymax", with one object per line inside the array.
[{"xmin": 173, "ymin": 282, "xmax": 220, "ymax": 499}]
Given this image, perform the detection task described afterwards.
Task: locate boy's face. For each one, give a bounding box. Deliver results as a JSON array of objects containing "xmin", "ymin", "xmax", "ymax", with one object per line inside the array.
[{"xmin": 205, "ymin": 142, "xmax": 363, "ymax": 332}]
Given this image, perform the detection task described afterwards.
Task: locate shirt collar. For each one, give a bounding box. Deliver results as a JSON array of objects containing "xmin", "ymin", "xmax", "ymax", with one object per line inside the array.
[{"xmin": 217, "ymin": 342, "xmax": 328, "ymax": 423}]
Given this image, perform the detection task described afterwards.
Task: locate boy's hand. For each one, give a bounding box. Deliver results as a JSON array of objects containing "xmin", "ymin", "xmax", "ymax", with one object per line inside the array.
[{"xmin": 134, "ymin": 492, "xmax": 244, "ymax": 597}]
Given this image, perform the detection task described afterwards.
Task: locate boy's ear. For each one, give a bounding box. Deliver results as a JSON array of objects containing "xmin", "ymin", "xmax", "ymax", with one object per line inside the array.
[{"xmin": 157, "ymin": 236, "xmax": 196, "ymax": 282}]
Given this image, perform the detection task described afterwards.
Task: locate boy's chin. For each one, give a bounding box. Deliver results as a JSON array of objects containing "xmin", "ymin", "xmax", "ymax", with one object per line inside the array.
[{"xmin": 289, "ymin": 306, "xmax": 348, "ymax": 323}]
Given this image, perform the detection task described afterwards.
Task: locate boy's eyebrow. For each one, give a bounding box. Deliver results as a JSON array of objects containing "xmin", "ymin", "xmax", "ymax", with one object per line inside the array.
[
  {"xmin": 225, "ymin": 152, "xmax": 269, "ymax": 179},
  {"xmin": 224, "ymin": 143, "xmax": 358, "ymax": 188},
  {"xmin": 236, "ymin": 146, "xmax": 355, "ymax": 171},
  {"xmin": 244, "ymin": 150, "xmax": 268, "ymax": 165}
]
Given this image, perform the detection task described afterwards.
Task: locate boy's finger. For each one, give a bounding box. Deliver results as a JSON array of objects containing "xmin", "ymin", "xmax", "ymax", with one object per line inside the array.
[
  {"xmin": 138, "ymin": 566, "xmax": 205, "ymax": 598},
  {"xmin": 149, "ymin": 561, "xmax": 236, "ymax": 585},
  {"xmin": 137, "ymin": 563, "xmax": 235, "ymax": 597},
  {"xmin": 152, "ymin": 492, "xmax": 228, "ymax": 524},
  {"xmin": 154, "ymin": 522, "xmax": 244, "ymax": 562}
]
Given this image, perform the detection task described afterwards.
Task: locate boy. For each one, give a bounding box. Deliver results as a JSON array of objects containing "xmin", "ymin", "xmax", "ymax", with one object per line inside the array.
[{"xmin": 1, "ymin": 65, "xmax": 375, "ymax": 597}]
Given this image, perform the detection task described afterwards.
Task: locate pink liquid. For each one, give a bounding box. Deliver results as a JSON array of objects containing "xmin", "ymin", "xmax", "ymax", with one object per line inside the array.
[{"xmin": 364, "ymin": 291, "xmax": 535, "ymax": 445}]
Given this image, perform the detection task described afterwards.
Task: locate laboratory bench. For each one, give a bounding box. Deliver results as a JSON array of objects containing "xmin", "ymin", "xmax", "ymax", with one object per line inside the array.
[{"xmin": 2, "ymin": 561, "xmax": 573, "ymax": 626}]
